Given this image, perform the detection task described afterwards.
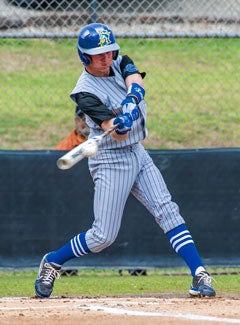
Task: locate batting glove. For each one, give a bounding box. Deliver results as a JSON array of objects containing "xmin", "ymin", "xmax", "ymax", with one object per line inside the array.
[
  {"xmin": 113, "ymin": 113, "xmax": 133, "ymax": 135},
  {"xmin": 121, "ymin": 97, "xmax": 139, "ymax": 121},
  {"xmin": 121, "ymin": 83, "xmax": 145, "ymax": 121}
]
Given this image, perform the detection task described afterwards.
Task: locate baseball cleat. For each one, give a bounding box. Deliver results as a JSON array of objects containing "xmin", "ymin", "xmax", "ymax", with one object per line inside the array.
[
  {"xmin": 35, "ymin": 254, "xmax": 61, "ymax": 298},
  {"xmin": 189, "ymin": 271, "xmax": 216, "ymax": 297}
]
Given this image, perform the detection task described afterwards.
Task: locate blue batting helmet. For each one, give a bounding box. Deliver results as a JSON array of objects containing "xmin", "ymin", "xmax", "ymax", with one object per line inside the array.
[{"xmin": 77, "ymin": 23, "xmax": 120, "ymax": 66}]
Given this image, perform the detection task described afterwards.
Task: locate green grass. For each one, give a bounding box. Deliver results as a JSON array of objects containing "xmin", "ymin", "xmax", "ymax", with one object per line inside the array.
[
  {"xmin": 1, "ymin": 38, "xmax": 240, "ymax": 149},
  {"xmin": 0, "ymin": 268, "xmax": 239, "ymax": 297}
]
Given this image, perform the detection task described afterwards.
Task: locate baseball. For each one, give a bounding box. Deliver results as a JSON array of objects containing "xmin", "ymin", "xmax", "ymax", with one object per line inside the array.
[{"xmin": 82, "ymin": 139, "xmax": 98, "ymax": 157}]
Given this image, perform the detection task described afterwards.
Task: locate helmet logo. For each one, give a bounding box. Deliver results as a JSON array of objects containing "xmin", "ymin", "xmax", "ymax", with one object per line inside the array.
[{"xmin": 98, "ymin": 29, "xmax": 111, "ymax": 47}]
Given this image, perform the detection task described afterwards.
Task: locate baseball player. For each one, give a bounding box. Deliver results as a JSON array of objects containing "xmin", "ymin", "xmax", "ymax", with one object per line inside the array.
[{"xmin": 35, "ymin": 23, "xmax": 216, "ymax": 298}]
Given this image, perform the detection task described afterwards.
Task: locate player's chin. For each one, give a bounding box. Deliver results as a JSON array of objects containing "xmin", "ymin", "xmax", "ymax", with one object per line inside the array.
[{"xmin": 100, "ymin": 66, "xmax": 110, "ymax": 71}]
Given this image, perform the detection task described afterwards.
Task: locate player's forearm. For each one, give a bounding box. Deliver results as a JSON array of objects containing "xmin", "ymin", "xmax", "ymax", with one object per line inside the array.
[{"xmin": 125, "ymin": 73, "xmax": 144, "ymax": 88}]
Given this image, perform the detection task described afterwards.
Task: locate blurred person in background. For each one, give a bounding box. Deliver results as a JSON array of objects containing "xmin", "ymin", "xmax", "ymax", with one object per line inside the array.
[{"xmin": 56, "ymin": 106, "xmax": 90, "ymax": 150}]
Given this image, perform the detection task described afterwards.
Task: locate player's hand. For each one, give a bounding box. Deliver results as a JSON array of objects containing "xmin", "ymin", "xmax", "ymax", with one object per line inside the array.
[
  {"xmin": 121, "ymin": 97, "xmax": 139, "ymax": 121},
  {"xmin": 113, "ymin": 113, "xmax": 133, "ymax": 134}
]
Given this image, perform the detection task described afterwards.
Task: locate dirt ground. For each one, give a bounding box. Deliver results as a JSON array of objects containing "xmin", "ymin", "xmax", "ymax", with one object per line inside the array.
[{"xmin": 0, "ymin": 295, "xmax": 239, "ymax": 325}]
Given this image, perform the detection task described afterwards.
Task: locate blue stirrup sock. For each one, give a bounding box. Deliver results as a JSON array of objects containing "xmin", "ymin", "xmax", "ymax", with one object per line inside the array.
[
  {"xmin": 46, "ymin": 232, "xmax": 91, "ymax": 266},
  {"xmin": 166, "ymin": 224, "xmax": 205, "ymax": 276},
  {"xmin": 46, "ymin": 225, "xmax": 205, "ymax": 276}
]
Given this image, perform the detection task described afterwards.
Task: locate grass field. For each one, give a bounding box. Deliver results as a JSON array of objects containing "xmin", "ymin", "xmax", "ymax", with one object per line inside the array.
[
  {"xmin": 1, "ymin": 38, "xmax": 240, "ymax": 149},
  {"xmin": 0, "ymin": 268, "xmax": 239, "ymax": 297}
]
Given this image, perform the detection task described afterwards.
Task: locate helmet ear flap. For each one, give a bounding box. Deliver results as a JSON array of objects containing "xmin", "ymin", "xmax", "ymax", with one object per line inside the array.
[{"xmin": 78, "ymin": 47, "xmax": 91, "ymax": 66}]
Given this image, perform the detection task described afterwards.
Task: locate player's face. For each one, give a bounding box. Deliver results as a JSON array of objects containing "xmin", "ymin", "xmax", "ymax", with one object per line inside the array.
[{"xmin": 87, "ymin": 51, "xmax": 113, "ymax": 77}]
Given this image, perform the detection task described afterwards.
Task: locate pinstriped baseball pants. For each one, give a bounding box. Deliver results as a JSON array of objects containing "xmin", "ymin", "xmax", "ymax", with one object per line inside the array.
[{"xmin": 86, "ymin": 143, "xmax": 185, "ymax": 253}]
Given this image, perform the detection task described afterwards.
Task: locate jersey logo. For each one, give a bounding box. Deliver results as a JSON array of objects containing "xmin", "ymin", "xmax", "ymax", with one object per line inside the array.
[{"xmin": 98, "ymin": 30, "xmax": 111, "ymax": 47}]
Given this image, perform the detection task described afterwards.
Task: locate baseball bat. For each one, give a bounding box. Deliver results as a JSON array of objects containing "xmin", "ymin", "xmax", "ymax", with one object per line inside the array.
[{"xmin": 57, "ymin": 124, "xmax": 118, "ymax": 170}]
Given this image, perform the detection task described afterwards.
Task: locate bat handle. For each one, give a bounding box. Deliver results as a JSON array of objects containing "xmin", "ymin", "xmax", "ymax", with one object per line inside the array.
[{"xmin": 102, "ymin": 123, "xmax": 119, "ymax": 137}]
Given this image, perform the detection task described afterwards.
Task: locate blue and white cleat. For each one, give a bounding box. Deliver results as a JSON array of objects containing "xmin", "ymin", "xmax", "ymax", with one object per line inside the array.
[
  {"xmin": 35, "ymin": 254, "xmax": 61, "ymax": 298},
  {"xmin": 189, "ymin": 271, "xmax": 216, "ymax": 297}
]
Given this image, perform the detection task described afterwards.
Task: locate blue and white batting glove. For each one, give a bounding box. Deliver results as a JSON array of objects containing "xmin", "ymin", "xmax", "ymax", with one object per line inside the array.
[
  {"xmin": 121, "ymin": 83, "xmax": 145, "ymax": 121},
  {"xmin": 121, "ymin": 97, "xmax": 139, "ymax": 121},
  {"xmin": 113, "ymin": 113, "xmax": 133, "ymax": 135}
]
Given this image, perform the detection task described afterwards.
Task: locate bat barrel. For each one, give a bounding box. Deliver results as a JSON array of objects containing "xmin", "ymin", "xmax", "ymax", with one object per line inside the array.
[
  {"xmin": 56, "ymin": 125, "xmax": 117, "ymax": 170},
  {"xmin": 57, "ymin": 145, "xmax": 86, "ymax": 170},
  {"xmin": 57, "ymin": 157, "xmax": 74, "ymax": 170}
]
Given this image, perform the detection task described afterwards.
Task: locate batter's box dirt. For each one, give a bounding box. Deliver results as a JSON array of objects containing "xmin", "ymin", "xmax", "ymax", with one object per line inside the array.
[{"xmin": 0, "ymin": 295, "xmax": 239, "ymax": 325}]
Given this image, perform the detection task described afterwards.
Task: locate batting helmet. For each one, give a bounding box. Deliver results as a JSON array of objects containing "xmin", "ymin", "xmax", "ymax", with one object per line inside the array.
[{"xmin": 77, "ymin": 23, "xmax": 120, "ymax": 66}]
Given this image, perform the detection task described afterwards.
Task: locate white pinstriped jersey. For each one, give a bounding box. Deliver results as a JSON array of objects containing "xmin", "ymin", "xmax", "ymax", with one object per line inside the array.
[{"xmin": 70, "ymin": 55, "xmax": 148, "ymax": 149}]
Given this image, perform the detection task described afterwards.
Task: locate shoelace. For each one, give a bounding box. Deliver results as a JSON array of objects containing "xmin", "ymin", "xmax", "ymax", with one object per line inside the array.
[
  {"xmin": 197, "ymin": 272, "xmax": 215, "ymax": 286},
  {"xmin": 40, "ymin": 262, "xmax": 60, "ymax": 284}
]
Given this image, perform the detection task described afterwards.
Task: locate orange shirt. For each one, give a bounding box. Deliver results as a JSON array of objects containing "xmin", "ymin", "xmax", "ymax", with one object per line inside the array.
[{"xmin": 56, "ymin": 129, "xmax": 86, "ymax": 150}]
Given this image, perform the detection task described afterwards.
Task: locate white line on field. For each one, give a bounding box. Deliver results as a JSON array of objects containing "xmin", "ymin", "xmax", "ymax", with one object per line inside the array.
[
  {"xmin": 0, "ymin": 304, "xmax": 240, "ymax": 324},
  {"xmin": 79, "ymin": 305, "xmax": 240, "ymax": 324}
]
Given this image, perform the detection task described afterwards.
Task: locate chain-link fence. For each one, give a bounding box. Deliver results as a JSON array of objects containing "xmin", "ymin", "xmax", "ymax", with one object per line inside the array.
[{"xmin": 1, "ymin": 0, "xmax": 240, "ymax": 149}]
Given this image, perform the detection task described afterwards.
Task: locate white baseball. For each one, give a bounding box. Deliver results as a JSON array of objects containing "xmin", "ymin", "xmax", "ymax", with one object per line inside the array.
[{"xmin": 82, "ymin": 139, "xmax": 98, "ymax": 157}]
